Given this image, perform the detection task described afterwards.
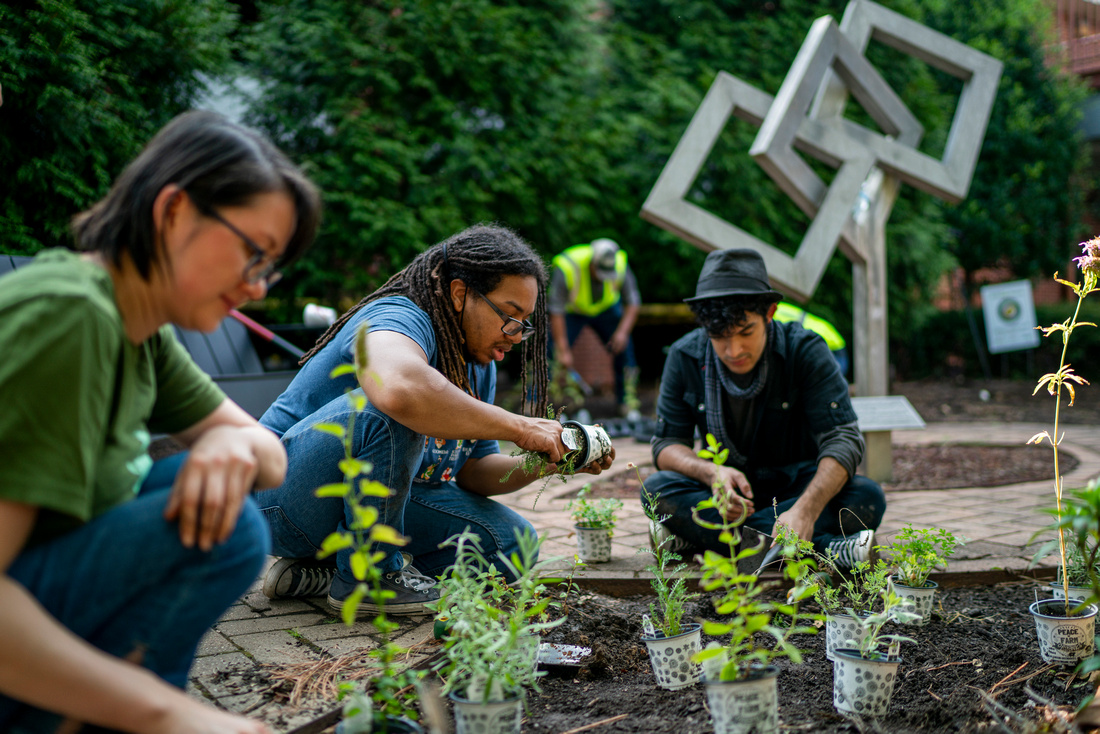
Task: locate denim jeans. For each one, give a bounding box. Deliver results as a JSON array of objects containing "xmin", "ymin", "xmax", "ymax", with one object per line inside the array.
[
  {"xmin": 0, "ymin": 452, "xmax": 269, "ymax": 732},
  {"xmin": 642, "ymin": 461, "xmax": 886, "ymax": 555},
  {"xmin": 561, "ymin": 303, "xmax": 637, "ymax": 406},
  {"xmin": 255, "ymin": 390, "xmax": 536, "ymax": 585}
]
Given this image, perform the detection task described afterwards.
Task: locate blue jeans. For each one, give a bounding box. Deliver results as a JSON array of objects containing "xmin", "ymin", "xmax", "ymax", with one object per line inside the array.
[
  {"xmin": 0, "ymin": 453, "xmax": 269, "ymax": 732},
  {"xmin": 561, "ymin": 303, "xmax": 637, "ymax": 406},
  {"xmin": 255, "ymin": 390, "xmax": 536, "ymax": 584},
  {"xmin": 642, "ymin": 461, "xmax": 886, "ymax": 555}
]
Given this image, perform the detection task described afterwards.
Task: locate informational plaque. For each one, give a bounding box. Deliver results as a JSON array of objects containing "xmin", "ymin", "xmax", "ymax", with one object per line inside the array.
[
  {"xmin": 980, "ymin": 280, "xmax": 1040, "ymax": 355},
  {"xmin": 850, "ymin": 396, "xmax": 926, "ymax": 432}
]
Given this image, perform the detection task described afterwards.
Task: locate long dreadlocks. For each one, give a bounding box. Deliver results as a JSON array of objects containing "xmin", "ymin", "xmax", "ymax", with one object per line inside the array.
[{"xmin": 301, "ymin": 223, "xmax": 550, "ymax": 417}]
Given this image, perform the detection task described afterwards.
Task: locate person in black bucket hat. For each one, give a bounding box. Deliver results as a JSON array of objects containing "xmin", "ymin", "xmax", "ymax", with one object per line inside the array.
[{"xmin": 642, "ymin": 248, "xmax": 885, "ymax": 570}]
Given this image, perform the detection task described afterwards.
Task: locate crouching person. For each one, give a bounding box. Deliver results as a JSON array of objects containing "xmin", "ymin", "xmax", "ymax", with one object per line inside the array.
[
  {"xmin": 0, "ymin": 111, "xmax": 320, "ymax": 733},
  {"xmin": 643, "ymin": 249, "xmax": 886, "ymax": 568}
]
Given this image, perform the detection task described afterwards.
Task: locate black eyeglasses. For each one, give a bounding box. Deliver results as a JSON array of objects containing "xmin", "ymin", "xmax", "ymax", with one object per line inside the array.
[
  {"xmin": 193, "ymin": 201, "xmax": 283, "ymax": 288},
  {"xmin": 473, "ymin": 289, "xmax": 535, "ymax": 341}
]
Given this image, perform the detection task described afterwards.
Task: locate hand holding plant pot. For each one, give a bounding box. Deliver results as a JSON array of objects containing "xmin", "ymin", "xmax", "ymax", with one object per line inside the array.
[
  {"xmin": 877, "ymin": 525, "xmax": 960, "ymax": 625},
  {"xmin": 567, "ymin": 484, "xmax": 622, "ymax": 562}
]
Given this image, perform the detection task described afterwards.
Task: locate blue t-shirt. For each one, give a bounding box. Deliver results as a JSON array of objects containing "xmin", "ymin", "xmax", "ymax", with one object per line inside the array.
[{"xmin": 261, "ymin": 296, "xmax": 498, "ymax": 484}]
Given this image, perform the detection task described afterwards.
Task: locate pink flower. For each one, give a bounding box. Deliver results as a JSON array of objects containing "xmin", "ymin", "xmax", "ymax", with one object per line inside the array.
[{"xmin": 1074, "ymin": 237, "xmax": 1100, "ymax": 277}]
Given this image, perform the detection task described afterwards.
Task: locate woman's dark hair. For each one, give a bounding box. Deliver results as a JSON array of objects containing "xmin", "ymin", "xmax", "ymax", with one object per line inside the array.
[
  {"xmin": 72, "ymin": 110, "xmax": 321, "ymax": 278},
  {"xmin": 303, "ymin": 223, "xmax": 550, "ymax": 417},
  {"xmin": 689, "ymin": 295, "xmax": 776, "ymax": 337}
]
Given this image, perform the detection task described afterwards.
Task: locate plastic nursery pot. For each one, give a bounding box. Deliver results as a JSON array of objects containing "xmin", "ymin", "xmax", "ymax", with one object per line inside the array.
[
  {"xmin": 640, "ymin": 622, "xmax": 702, "ymax": 690},
  {"xmin": 1049, "ymin": 582, "xmax": 1091, "ymax": 603},
  {"xmin": 335, "ymin": 714, "xmax": 424, "ymax": 734},
  {"xmin": 1030, "ymin": 598, "xmax": 1098, "ymax": 665},
  {"xmin": 573, "ymin": 524, "xmax": 612, "ymax": 563},
  {"xmin": 832, "ymin": 648, "xmax": 901, "ymax": 717},
  {"xmin": 892, "ymin": 578, "xmax": 939, "ymax": 626},
  {"xmin": 825, "ymin": 613, "xmax": 870, "ymax": 662},
  {"xmin": 560, "ymin": 420, "xmax": 613, "ymax": 469},
  {"xmin": 448, "ymin": 692, "xmax": 523, "ymax": 734},
  {"xmin": 704, "ymin": 665, "xmax": 779, "ymax": 734}
]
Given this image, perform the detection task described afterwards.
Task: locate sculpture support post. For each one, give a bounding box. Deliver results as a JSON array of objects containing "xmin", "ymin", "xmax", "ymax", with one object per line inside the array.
[{"xmin": 852, "ymin": 170, "xmax": 896, "ymax": 480}]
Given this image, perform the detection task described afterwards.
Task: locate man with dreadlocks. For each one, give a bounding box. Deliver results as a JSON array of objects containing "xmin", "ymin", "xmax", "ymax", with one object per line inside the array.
[
  {"xmin": 255, "ymin": 224, "xmax": 614, "ymax": 616},
  {"xmin": 642, "ymin": 249, "xmax": 886, "ymax": 571}
]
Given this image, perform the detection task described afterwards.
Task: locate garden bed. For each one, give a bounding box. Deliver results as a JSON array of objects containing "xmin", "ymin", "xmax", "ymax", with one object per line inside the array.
[{"xmin": 521, "ymin": 580, "xmax": 1093, "ymax": 733}]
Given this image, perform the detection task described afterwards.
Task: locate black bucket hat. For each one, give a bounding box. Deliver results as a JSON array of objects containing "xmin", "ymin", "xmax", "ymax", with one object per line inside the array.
[{"xmin": 684, "ymin": 248, "xmax": 783, "ymax": 303}]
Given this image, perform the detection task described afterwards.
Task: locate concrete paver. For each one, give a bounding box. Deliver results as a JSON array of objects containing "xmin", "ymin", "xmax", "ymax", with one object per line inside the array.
[{"xmin": 187, "ymin": 420, "xmax": 1100, "ymax": 728}]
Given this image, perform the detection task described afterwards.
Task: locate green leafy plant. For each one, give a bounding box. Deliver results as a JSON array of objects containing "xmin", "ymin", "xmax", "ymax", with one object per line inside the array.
[
  {"xmin": 638, "ymin": 469, "xmax": 697, "ymax": 638},
  {"xmin": 877, "ymin": 525, "xmax": 959, "ymax": 589},
  {"xmin": 778, "ymin": 529, "xmax": 890, "ymax": 617},
  {"xmin": 500, "ymin": 405, "xmax": 581, "ymax": 493},
  {"xmin": 312, "ymin": 324, "xmax": 422, "ymax": 731},
  {"xmin": 566, "ymin": 484, "xmax": 622, "ymax": 530},
  {"xmin": 848, "ymin": 581, "xmax": 919, "ymax": 661},
  {"xmin": 431, "ymin": 528, "xmax": 564, "ymax": 703},
  {"xmin": 1032, "ymin": 479, "xmax": 1100, "ymax": 592},
  {"xmin": 1029, "ymin": 237, "xmax": 1100, "ymax": 611},
  {"xmin": 689, "ymin": 434, "xmax": 820, "ymax": 681}
]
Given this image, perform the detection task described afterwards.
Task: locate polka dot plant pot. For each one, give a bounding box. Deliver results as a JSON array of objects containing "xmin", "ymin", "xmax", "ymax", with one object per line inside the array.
[
  {"xmin": 1030, "ymin": 599, "xmax": 1098, "ymax": 665},
  {"xmin": 574, "ymin": 525, "xmax": 612, "ymax": 563},
  {"xmin": 449, "ymin": 692, "xmax": 522, "ymax": 734},
  {"xmin": 825, "ymin": 613, "xmax": 870, "ymax": 662},
  {"xmin": 704, "ymin": 666, "xmax": 779, "ymax": 734},
  {"xmin": 641, "ymin": 622, "xmax": 703, "ymax": 690},
  {"xmin": 832, "ymin": 648, "xmax": 900, "ymax": 717},
  {"xmin": 1049, "ymin": 583, "xmax": 1091, "ymax": 603},
  {"xmin": 892, "ymin": 578, "xmax": 938, "ymax": 626}
]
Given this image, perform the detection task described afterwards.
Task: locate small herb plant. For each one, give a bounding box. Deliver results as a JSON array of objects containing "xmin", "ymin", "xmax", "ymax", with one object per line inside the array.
[
  {"xmin": 312, "ymin": 324, "xmax": 422, "ymax": 731},
  {"xmin": 431, "ymin": 528, "xmax": 564, "ymax": 703},
  {"xmin": 638, "ymin": 468, "xmax": 697, "ymax": 638},
  {"xmin": 566, "ymin": 484, "xmax": 622, "ymax": 530},
  {"xmin": 1029, "ymin": 237, "xmax": 1100, "ymax": 611},
  {"xmin": 690, "ymin": 434, "xmax": 821, "ymax": 681},
  {"xmin": 848, "ymin": 580, "xmax": 919, "ymax": 661},
  {"xmin": 779, "ymin": 530, "xmax": 890, "ymax": 617},
  {"xmin": 1032, "ymin": 479, "xmax": 1100, "ymax": 590},
  {"xmin": 877, "ymin": 525, "xmax": 959, "ymax": 588}
]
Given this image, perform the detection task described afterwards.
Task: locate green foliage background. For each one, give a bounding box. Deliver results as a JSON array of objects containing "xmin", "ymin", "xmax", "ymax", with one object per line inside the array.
[{"xmin": 0, "ymin": 0, "xmax": 1091, "ymax": 376}]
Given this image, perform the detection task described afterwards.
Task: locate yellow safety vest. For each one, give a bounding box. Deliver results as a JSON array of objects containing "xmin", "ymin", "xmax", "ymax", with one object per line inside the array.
[
  {"xmin": 552, "ymin": 244, "xmax": 628, "ymax": 316},
  {"xmin": 773, "ymin": 302, "xmax": 846, "ymax": 350}
]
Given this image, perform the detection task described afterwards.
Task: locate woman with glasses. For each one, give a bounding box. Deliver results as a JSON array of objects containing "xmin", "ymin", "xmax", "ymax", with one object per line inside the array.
[
  {"xmin": 258, "ymin": 224, "xmax": 615, "ymax": 615},
  {"xmin": 0, "ymin": 110, "xmax": 320, "ymax": 733}
]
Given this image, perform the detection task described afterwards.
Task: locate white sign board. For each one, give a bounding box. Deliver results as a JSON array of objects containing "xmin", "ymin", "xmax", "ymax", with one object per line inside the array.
[
  {"xmin": 851, "ymin": 396, "xmax": 926, "ymax": 432},
  {"xmin": 980, "ymin": 280, "xmax": 1040, "ymax": 354}
]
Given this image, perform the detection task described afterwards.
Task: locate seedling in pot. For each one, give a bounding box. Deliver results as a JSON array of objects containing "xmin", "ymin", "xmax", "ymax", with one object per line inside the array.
[
  {"xmin": 847, "ymin": 580, "xmax": 919, "ymax": 660},
  {"xmin": 567, "ymin": 484, "xmax": 622, "ymax": 530},
  {"xmin": 690, "ymin": 435, "xmax": 821, "ymax": 682},
  {"xmin": 877, "ymin": 525, "xmax": 960, "ymax": 588},
  {"xmin": 1029, "ymin": 236, "xmax": 1100, "ymax": 613},
  {"xmin": 638, "ymin": 478, "xmax": 696, "ymax": 638}
]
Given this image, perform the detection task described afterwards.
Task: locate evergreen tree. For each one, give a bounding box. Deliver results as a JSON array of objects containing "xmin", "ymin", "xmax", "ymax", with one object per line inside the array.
[{"xmin": 0, "ymin": 0, "xmax": 239, "ymax": 252}]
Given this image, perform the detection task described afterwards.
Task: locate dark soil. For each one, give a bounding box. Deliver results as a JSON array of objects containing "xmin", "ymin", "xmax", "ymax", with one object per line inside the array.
[{"xmin": 526, "ymin": 582, "xmax": 1092, "ymax": 734}]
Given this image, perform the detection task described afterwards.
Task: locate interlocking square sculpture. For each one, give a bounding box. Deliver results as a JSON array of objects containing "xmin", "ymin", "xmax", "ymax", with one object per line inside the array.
[{"xmin": 641, "ymin": 0, "xmax": 1003, "ymax": 300}]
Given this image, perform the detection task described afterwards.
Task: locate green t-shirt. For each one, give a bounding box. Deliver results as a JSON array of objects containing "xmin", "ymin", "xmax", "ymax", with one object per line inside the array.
[{"xmin": 0, "ymin": 249, "xmax": 226, "ymax": 544}]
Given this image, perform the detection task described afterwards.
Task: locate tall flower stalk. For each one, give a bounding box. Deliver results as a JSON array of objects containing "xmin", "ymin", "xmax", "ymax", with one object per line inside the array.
[{"xmin": 1030, "ymin": 237, "xmax": 1100, "ymax": 609}]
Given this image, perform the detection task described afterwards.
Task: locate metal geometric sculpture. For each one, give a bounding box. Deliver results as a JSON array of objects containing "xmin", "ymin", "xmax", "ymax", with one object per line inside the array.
[{"xmin": 641, "ymin": 0, "xmax": 1003, "ymax": 301}]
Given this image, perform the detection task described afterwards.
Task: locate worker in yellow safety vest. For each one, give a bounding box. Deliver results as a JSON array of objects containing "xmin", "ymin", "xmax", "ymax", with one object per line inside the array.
[
  {"xmin": 549, "ymin": 238, "xmax": 642, "ymax": 417},
  {"xmin": 773, "ymin": 302, "xmax": 850, "ymax": 378}
]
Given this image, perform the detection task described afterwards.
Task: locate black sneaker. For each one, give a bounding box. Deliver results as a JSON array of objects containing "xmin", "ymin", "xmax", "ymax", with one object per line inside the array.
[
  {"xmin": 649, "ymin": 519, "xmax": 692, "ymax": 555},
  {"xmin": 262, "ymin": 558, "xmax": 336, "ymax": 599},
  {"xmin": 328, "ymin": 555, "xmax": 440, "ymax": 617}
]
